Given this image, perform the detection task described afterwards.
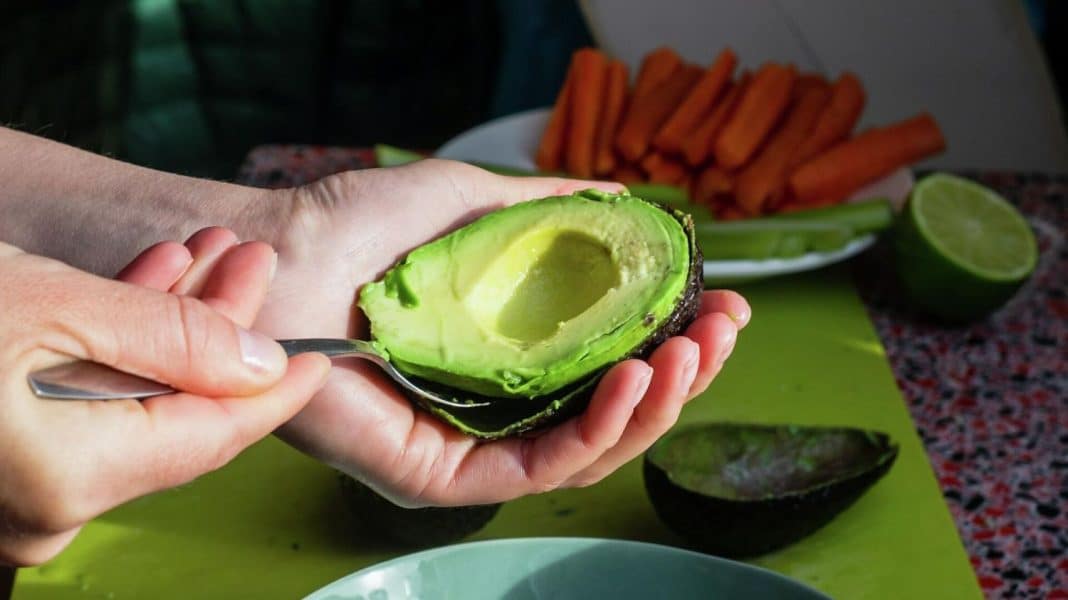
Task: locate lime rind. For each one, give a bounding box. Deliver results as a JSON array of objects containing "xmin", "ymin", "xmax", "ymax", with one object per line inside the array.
[{"xmin": 908, "ymin": 174, "xmax": 1037, "ymax": 283}]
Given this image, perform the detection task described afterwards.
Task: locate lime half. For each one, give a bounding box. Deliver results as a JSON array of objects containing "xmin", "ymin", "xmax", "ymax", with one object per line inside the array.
[{"xmin": 894, "ymin": 173, "xmax": 1037, "ymax": 321}]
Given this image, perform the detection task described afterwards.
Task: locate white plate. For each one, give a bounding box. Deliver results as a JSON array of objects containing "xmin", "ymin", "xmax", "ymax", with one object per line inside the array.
[{"xmin": 437, "ymin": 108, "xmax": 913, "ymax": 284}]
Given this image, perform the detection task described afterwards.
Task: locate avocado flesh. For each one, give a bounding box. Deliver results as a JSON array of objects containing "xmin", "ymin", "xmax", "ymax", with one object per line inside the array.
[
  {"xmin": 361, "ymin": 189, "xmax": 691, "ymax": 399},
  {"xmin": 359, "ymin": 189, "xmax": 702, "ymax": 438},
  {"xmin": 644, "ymin": 423, "xmax": 898, "ymax": 558}
]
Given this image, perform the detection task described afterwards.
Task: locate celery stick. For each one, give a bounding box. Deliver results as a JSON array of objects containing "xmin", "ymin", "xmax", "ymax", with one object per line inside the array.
[
  {"xmin": 764, "ymin": 198, "xmax": 894, "ymax": 235},
  {"xmin": 696, "ymin": 221, "xmax": 855, "ymax": 260},
  {"xmin": 626, "ymin": 183, "xmax": 691, "ymax": 210},
  {"xmin": 374, "ymin": 144, "xmax": 424, "ymax": 167},
  {"xmin": 469, "ymin": 162, "xmax": 545, "ymax": 177}
]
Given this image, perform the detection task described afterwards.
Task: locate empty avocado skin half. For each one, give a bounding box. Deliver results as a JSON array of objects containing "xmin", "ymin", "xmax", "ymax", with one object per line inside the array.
[
  {"xmin": 339, "ymin": 475, "xmax": 501, "ymax": 547},
  {"xmin": 359, "ymin": 189, "xmax": 702, "ymax": 439},
  {"xmin": 644, "ymin": 423, "xmax": 899, "ymax": 558}
]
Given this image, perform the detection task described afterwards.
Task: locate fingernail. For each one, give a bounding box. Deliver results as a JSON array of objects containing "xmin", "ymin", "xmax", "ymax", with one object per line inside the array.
[
  {"xmin": 268, "ymin": 251, "xmax": 279, "ymax": 283},
  {"xmin": 630, "ymin": 365, "xmax": 653, "ymax": 408},
  {"xmin": 716, "ymin": 336, "xmax": 737, "ymax": 368},
  {"xmin": 176, "ymin": 255, "xmax": 195, "ymax": 280},
  {"xmin": 684, "ymin": 344, "xmax": 700, "ymax": 379},
  {"xmin": 238, "ymin": 327, "xmax": 285, "ymax": 373},
  {"xmin": 727, "ymin": 307, "xmax": 750, "ymax": 326}
]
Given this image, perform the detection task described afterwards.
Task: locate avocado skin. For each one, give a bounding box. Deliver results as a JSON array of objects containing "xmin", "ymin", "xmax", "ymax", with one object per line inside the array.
[
  {"xmin": 626, "ymin": 203, "xmax": 704, "ymax": 364},
  {"xmin": 338, "ymin": 475, "xmax": 501, "ymax": 547},
  {"xmin": 642, "ymin": 433, "xmax": 898, "ymax": 558},
  {"xmin": 410, "ymin": 200, "xmax": 704, "ymax": 439}
]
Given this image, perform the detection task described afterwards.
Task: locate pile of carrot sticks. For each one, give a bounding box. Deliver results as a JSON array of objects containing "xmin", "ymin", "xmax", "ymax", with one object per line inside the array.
[{"xmin": 536, "ymin": 46, "xmax": 946, "ymax": 219}]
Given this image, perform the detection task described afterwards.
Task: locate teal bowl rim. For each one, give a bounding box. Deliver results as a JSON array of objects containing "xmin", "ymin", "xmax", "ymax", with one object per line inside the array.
[{"xmin": 303, "ymin": 536, "xmax": 832, "ymax": 599}]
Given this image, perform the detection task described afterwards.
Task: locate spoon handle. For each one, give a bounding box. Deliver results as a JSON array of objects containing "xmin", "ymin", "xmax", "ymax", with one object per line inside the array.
[
  {"xmin": 27, "ymin": 338, "xmax": 374, "ymax": 401},
  {"xmin": 278, "ymin": 338, "xmax": 375, "ymax": 358}
]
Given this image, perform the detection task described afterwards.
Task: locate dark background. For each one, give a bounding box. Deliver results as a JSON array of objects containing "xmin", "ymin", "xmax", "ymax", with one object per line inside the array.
[
  {"xmin": 1029, "ymin": 0, "xmax": 1068, "ymax": 114},
  {"xmin": 0, "ymin": 0, "xmax": 591, "ymax": 178},
  {"xmin": 2, "ymin": 0, "xmax": 1065, "ymax": 180}
]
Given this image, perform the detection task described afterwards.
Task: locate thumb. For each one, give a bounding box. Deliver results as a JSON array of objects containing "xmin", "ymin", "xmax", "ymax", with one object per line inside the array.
[
  {"xmin": 477, "ymin": 169, "xmax": 625, "ymax": 207},
  {"xmin": 410, "ymin": 159, "xmax": 625, "ymax": 210},
  {"xmin": 40, "ymin": 269, "xmax": 287, "ymax": 398}
]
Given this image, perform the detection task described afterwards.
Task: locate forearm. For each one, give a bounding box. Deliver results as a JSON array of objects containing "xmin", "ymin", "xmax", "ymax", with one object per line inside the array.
[{"xmin": 0, "ymin": 127, "xmax": 288, "ymax": 275}]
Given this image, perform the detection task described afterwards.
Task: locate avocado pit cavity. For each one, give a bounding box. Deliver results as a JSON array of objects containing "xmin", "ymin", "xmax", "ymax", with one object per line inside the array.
[{"xmin": 467, "ymin": 230, "xmax": 621, "ymax": 344}]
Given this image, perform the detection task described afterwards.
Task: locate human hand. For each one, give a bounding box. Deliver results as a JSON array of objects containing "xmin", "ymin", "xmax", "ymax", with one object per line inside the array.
[
  {"xmin": 0, "ymin": 231, "xmax": 329, "ymax": 565},
  {"xmin": 252, "ymin": 160, "xmax": 750, "ymax": 507}
]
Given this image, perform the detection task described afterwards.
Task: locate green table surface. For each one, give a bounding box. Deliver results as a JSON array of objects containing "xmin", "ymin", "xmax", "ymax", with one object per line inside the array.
[{"xmin": 12, "ymin": 268, "xmax": 982, "ymax": 599}]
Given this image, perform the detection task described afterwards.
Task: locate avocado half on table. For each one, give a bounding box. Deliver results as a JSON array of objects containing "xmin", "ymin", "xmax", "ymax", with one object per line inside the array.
[
  {"xmin": 643, "ymin": 423, "xmax": 899, "ymax": 558},
  {"xmin": 358, "ymin": 188, "xmax": 703, "ymax": 439}
]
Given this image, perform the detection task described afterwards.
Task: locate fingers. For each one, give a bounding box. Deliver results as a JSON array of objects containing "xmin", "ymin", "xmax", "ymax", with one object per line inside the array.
[
  {"xmin": 196, "ymin": 241, "xmax": 277, "ymax": 328},
  {"xmin": 4, "ymin": 230, "xmax": 321, "ymax": 554},
  {"xmin": 170, "ymin": 227, "xmax": 239, "ymax": 295},
  {"xmin": 560, "ymin": 337, "xmax": 700, "ymax": 488},
  {"xmin": 43, "ymin": 271, "xmax": 287, "ymax": 398},
  {"xmin": 487, "ymin": 173, "xmax": 626, "ymax": 206},
  {"xmin": 438, "ymin": 360, "xmax": 652, "ymax": 504},
  {"xmin": 41, "ymin": 224, "xmax": 287, "ymax": 397},
  {"xmin": 700, "ymin": 289, "xmax": 751, "ymax": 328},
  {"xmin": 114, "ymin": 241, "xmax": 193, "ymax": 290},
  {"xmin": 560, "ymin": 310, "xmax": 740, "ymax": 488},
  {"xmin": 141, "ymin": 353, "xmax": 329, "ymax": 485},
  {"xmin": 0, "ymin": 527, "xmax": 80, "ymax": 567},
  {"xmin": 684, "ymin": 312, "xmax": 738, "ymax": 399},
  {"xmin": 82, "ymin": 353, "xmax": 331, "ymax": 511},
  {"xmin": 413, "ymin": 159, "xmax": 625, "ymax": 210},
  {"xmin": 288, "ymin": 297, "xmax": 746, "ymax": 507},
  {"xmin": 116, "ymin": 228, "xmax": 275, "ymax": 329}
]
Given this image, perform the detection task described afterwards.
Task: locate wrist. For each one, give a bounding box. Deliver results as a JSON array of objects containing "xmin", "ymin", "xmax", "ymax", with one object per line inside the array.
[
  {"xmin": 0, "ymin": 126, "xmax": 303, "ymax": 274},
  {"xmin": 262, "ymin": 171, "xmax": 362, "ymax": 263},
  {"xmin": 217, "ymin": 184, "xmax": 298, "ymax": 248}
]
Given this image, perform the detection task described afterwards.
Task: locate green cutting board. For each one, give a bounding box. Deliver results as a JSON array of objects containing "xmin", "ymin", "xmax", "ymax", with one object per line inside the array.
[{"xmin": 13, "ymin": 268, "xmax": 981, "ymax": 599}]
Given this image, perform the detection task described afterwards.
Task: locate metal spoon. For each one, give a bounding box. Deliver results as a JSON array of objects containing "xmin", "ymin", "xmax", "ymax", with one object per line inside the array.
[{"xmin": 27, "ymin": 338, "xmax": 489, "ymax": 409}]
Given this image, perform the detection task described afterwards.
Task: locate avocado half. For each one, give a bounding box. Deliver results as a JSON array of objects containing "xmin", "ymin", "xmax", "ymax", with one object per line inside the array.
[
  {"xmin": 644, "ymin": 422, "xmax": 899, "ymax": 558},
  {"xmin": 338, "ymin": 475, "xmax": 500, "ymax": 547},
  {"xmin": 359, "ymin": 189, "xmax": 702, "ymax": 438}
]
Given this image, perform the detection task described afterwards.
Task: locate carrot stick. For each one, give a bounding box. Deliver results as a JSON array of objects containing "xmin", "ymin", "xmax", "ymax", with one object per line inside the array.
[
  {"xmin": 611, "ymin": 164, "xmax": 645, "ymax": 184},
  {"xmin": 680, "ymin": 72, "xmax": 751, "ymax": 167},
  {"xmin": 594, "ymin": 60, "xmax": 631, "ymax": 176},
  {"xmin": 764, "ymin": 188, "xmax": 790, "ymax": 212},
  {"xmin": 633, "ymin": 47, "xmax": 683, "ymax": 100},
  {"xmin": 640, "ymin": 152, "xmax": 689, "ymax": 184},
  {"xmin": 773, "ymin": 199, "xmax": 811, "ymax": 213},
  {"xmin": 678, "ymin": 172, "xmax": 695, "ymax": 196},
  {"xmin": 714, "ymin": 63, "xmax": 798, "ymax": 169},
  {"xmin": 564, "ymin": 48, "xmax": 608, "ymax": 178},
  {"xmin": 653, "ymin": 48, "xmax": 738, "ymax": 155},
  {"xmin": 536, "ymin": 67, "xmax": 574, "ymax": 172},
  {"xmin": 789, "ymin": 112, "xmax": 946, "ymax": 205},
  {"xmin": 693, "ymin": 165, "xmax": 734, "ymax": 206},
  {"xmin": 734, "ymin": 86, "xmax": 831, "ymax": 215},
  {"xmin": 791, "ymin": 72, "xmax": 866, "ymax": 167},
  {"xmin": 615, "ymin": 65, "xmax": 702, "ymax": 162}
]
